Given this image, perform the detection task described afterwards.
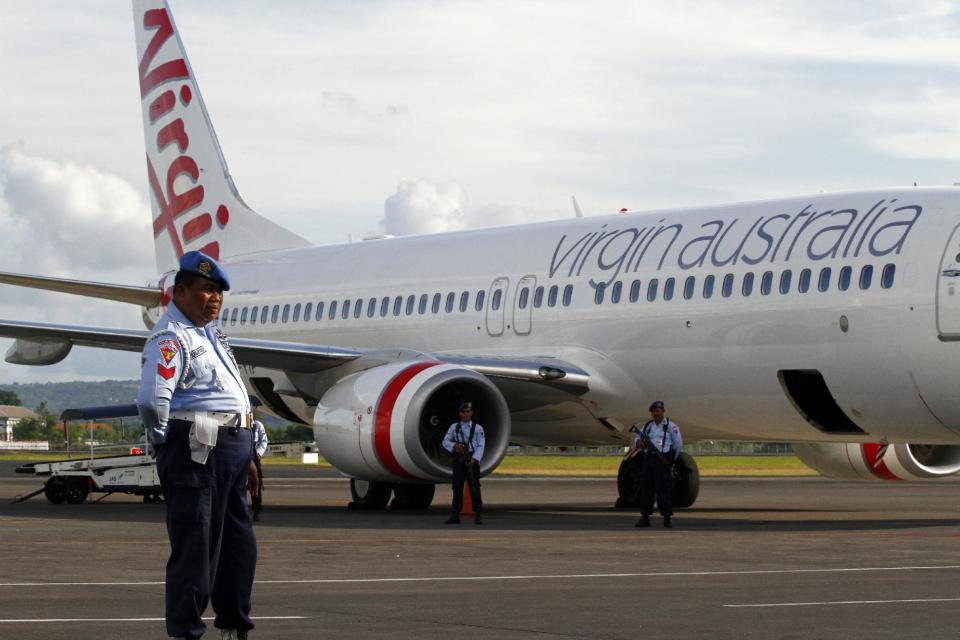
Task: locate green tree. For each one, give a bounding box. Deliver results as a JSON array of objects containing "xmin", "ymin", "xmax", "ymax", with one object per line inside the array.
[
  {"xmin": 0, "ymin": 389, "xmax": 21, "ymax": 406},
  {"xmin": 12, "ymin": 416, "xmax": 46, "ymax": 441}
]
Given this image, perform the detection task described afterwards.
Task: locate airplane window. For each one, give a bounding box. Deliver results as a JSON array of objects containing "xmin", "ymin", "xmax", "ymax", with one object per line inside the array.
[
  {"xmin": 261, "ymin": 305, "xmax": 269, "ymax": 323},
  {"xmin": 838, "ymin": 266, "xmax": 852, "ymax": 291},
  {"xmin": 611, "ymin": 281, "xmax": 622, "ymax": 303},
  {"xmin": 431, "ymin": 293, "xmax": 441, "ymax": 314},
  {"xmin": 315, "ymin": 301, "xmax": 324, "ymax": 320},
  {"xmin": 533, "ymin": 286, "xmax": 544, "ymax": 308},
  {"xmin": 220, "ymin": 308, "xmax": 229, "ymax": 323},
  {"xmin": 328, "ymin": 300, "xmax": 337, "ymax": 320},
  {"xmin": 367, "ymin": 298, "xmax": 376, "ymax": 318},
  {"xmin": 722, "ymin": 274, "xmax": 734, "ymax": 298},
  {"xmin": 475, "ymin": 290, "xmax": 485, "ymax": 311},
  {"xmin": 282, "ymin": 304, "xmax": 290, "ymax": 323},
  {"xmin": 293, "ymin": 303, "xmax": 301, "ymax": 322},
  {"xmin": 341, "ymin": 300, "xmax": 351, "ymax": 319},
  {"xmin": 683, "ymin": 276, "xmax": 695, "ymax": 300},
  {"xmin": 818, "ymin": 268, "xmax": 831, "ymax": 292},
  {"xmin": 647, "ymin": 278, "xmax": 659, "ymax": 302},
  {"xmin": 703, "ymin": 274, "xmax": 715, "ymax": 299},
  {"xmin": 492, "ymin": 289, "xmax": 503, "ymax": 310},
  {"xmin": 394, "ymin": 296, "xmax": 403, "ymax": 316},
  {"xmin": 742, "ymin": 272, "xmax": 754, "ymax": 296},
  {"xmin": 354, "ymin": 298, "xmax": 363, "ymax": 319},
  {"xmin": 562, "ymin": 284, "xmax": 573, "ymax": 306},
  {"xmin": 460, "ymin": 291, "xmax": 469, "ymax": 312},
  {"xmin": 418, "ymin": 294, "xmax": 428, "ymax": 314},
  {"xmin": 240, "ymin": 307, "xmax": 248, "ymax": 325},
  {"xmin": 629, "ymin": 280, "xmax": 642, "ymax": 303},
  {"xmin": 594, "ymin": 282, "xmax": 606, "ymax": 305},
  {"xmin": 519, "ymin": 287, "xmax": 530, "ymax": 309},
  {"xmin": 664, "ymin": 277, "xmax": 675, "ymax": 301},
  {"xmin": 798, "ymin": 269, "xmax": 811, "ymax": 294},
  {"xmin": 406, "ymin": 295, "xmax": 415, "ymax": 315},
  {"xmin": 231, "ymin": 308, "xmax": 239, "ymax": 325},
  {"xmin": 250, "ymin": 306, "xmax": 258, "ymax": 325},
  {"xmin": 303, "ymin": 302, "xmax": 312, "ymax": 321},
  {"xmin": 779, "ymin": 270, "xmax": 792, "ymax": 295},
  {"xmin": 380, "ymin": 297, "xmax": 390, "ymax": 317},
  {"xmin": 547, "ymin": 285, "xmax": 558, "ymax": 307},
  {"xmin": 881, "ymin": 264, "xmax": 896, "ymax": 289},
  {"xmin": 271, "ymin": 305, "xmax": 280, "ymax": 323},
  {"xmin": 445, "ymin": 292, "xmax": 455, "ymax": 313},
  {"xmin": 760, "ymin": 271, "xmax": 773, "ymax": 296},
  {"xmin": 859, "ymin": 265, "xmax": 873, "ymax": 290}
]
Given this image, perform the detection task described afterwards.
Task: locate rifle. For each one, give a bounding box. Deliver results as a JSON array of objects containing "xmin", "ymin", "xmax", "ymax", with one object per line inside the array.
[{"xmin": 639, "ymin": 432, "xmax": 679, "ymax": 480}]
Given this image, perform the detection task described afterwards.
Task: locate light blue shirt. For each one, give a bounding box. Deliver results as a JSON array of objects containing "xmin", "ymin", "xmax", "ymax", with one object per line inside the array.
[
  {"xmin": 442, "ymin": 421, "xmax": 485, "ymax": 462},
  {"xmin": 632, "ymin": 418, "xmax": 682, "ymax": 459},
  {"xmin": 137, "ymin": 302, "xmax": 250, "ymax": 444},
  {"xmin": 254, "ymin": 420, "xmax": 269, "ymax": 458}
]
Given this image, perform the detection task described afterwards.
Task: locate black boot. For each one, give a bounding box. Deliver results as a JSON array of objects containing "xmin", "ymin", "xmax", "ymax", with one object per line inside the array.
[
  {"xmin": 663, "ymin": 516, "xmax": 672, "ymax": 528},
  {"xmin": 445, "ymin": 515, "xmax": 460, "ymax": 524},
  {"xmin": 635, "ymin": 516, "xmax": 650, "ymax": 528}
]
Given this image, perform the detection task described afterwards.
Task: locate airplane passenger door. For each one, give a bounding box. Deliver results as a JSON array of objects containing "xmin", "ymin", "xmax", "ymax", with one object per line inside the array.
[
  {"xmin": 513, "ymin": 275, "xmax": 536, "ymax": 336},
  {"xmin": 486, "ymin": 277, "xmax": 509, "ymax": 337},
  {"xmin": 937, "ymin": 225, "xmax": 960, "ymax": 338}
]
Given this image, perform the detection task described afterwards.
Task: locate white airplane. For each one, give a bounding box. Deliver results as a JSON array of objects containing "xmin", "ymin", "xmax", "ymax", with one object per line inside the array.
[{"xmin": 2, "ymin": 0, "xmax": 960, "ymax": 511}]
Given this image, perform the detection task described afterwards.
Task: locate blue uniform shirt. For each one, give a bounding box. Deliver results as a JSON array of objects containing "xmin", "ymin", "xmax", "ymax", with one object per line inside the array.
[
  {"xmin": 632, "ymin": 418, "xmax": 682, "ymax": 458},
  {"xmin": 253, "ymin": 420, "xmax": 269, "ymax": 458},
  {"xmin": 442, "ymin": 421, "xmax": 485, "ymax": 462},
  {"xmin": 137, "ymin": 302, "xmax": 250, "ymax": 444}
]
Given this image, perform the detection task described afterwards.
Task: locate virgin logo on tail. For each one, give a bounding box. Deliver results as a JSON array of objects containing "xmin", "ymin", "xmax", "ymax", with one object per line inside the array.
[{"xmin": 138, "ymin": 7, "xmax": 229, "ymax": 260}]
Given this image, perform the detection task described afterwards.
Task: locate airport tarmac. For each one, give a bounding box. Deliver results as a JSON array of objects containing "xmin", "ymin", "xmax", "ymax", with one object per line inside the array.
[{"xmin": 0, "ymin": 460, "xmax": 958, "ymax": 639}]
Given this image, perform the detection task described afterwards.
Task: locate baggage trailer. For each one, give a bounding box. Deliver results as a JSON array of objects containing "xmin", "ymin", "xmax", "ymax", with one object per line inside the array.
[
  {"xmin": 12, "ymin": 403, "xmax": 162, "ymax": 504},
  {"xmin": 16, "ymin": 453, "xmax": 162, "ymax": 504}
]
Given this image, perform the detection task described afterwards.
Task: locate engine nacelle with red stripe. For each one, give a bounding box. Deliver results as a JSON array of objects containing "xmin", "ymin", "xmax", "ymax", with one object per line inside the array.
[
  {"xmin": 312, "ymin": 361, "xmax": 511, "ymax": 482},
  {"xmin": 793, "ymin": 442, "xmax": 960, "ymax": 481}
]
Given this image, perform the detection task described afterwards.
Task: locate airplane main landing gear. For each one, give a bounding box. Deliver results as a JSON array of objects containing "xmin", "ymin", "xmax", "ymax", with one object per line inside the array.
[{"xmin": 615, "ymin": 451, "xmax": 700, "ymax": 508}]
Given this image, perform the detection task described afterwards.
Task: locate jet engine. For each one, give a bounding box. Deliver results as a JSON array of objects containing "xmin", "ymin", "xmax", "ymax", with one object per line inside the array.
[
  {"xmin": 313, "ymin": 360, "xmax": 511, "ymax": 483},
  {"xmin": 793, "ymin": 442, "xmax": 960, "ymax": 481}
]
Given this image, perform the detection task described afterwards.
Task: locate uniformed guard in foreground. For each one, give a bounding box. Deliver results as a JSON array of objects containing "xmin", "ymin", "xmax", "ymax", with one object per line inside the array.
[
  {"xmin": 633, "ymin": 400, "xmax": 683, "ymax": 529},
  {"xmin": 442, "ymin": 401, "xmax": 485, "ymax": 524},
  {"xmin": 250, "ymin": 419, "xmax": 268, "ymax": 521},
  {"xmin": 138, "ymin": 251, "xmax": 257, "ymax": 640}
]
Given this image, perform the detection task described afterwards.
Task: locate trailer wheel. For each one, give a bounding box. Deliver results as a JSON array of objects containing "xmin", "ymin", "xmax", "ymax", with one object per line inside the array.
[
  {"xmin": 64, "ymin": 478, "xmax": 90, "ymax": 504},
  {"xmin": 44, "ymin": 477, "xmax": 67, "ymax": 504}
]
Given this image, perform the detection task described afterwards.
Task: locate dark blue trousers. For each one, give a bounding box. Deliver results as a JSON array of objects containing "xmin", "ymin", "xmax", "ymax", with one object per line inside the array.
[
  {"xmin": 450, "ymin": 458, "xmax": 483, "ymax": 515},
  {"xmin": 639, "ymin": 452, "xmax": 675, "ymax": 518},
  {"xmin": 157, "ymin": 420, "xmax": 256, "ymax": 638}
]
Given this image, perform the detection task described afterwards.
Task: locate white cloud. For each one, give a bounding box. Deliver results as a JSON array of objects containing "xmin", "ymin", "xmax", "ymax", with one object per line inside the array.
[{"xmin": 382, "ymin": 179, "xmax": 467, "ymax": 236}]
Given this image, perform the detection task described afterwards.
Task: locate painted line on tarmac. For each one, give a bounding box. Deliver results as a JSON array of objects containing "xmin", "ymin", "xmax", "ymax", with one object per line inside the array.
[
  {"xmin": 0, "ymin": 616, "xmax": 307, "ymax": 623},
  {"xmin": 725, "ymin": 597, "xmax": 960, "ymax": 608},
  {"xmin": 1, "ymin": 564, "xmax": 958, "ymax": 588}
]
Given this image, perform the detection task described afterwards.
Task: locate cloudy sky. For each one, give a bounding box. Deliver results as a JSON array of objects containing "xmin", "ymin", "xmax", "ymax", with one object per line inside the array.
[{"xmin": 2, "ymin": 0, "xmax": 960, "ymax": 385}]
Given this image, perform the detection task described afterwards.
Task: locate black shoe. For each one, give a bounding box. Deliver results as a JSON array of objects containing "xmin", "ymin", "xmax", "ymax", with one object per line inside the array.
[
  {"xmin": 635, "ymin": 517, "xmax": 650, "ymax": 528},
  {"xmin": 252, "ymin": 512, "xmax": 260, "ymax": 522},
  {"xmin": 445, "ymin": 516, "xmax": 460, "ymax": 524},
  {"xmin": 474, "ymin": 514, "xmax": 483, "ymax": 525},
  {"xmin": 664, "ymin": 516, "xmax": 673, "ymax": 528}
]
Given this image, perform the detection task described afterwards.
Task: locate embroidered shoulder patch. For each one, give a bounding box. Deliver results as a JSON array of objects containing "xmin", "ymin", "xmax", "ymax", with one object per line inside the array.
[{"xmin": 158, "ymin": 338, "xmax": 180, "ymax": 365}]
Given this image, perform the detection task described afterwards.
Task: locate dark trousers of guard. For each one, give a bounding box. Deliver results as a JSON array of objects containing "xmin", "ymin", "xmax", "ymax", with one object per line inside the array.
[
  {"xmin": 157, "ymin": 419, "xmax": 257, "ymax": 639},
  {"xmin": 251, "ymin": 456, "xmax": 264, "ymax": 517},
  {"xmin": 639, "ymin": 452, "xmax": 675, "ymax": 517},
  {"xmin": 450, "ymin": 458, "xmax": 483, "ymax": 515}
]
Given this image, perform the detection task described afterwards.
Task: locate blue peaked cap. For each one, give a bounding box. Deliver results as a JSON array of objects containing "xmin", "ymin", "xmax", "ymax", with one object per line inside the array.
[{"xmin": 178, "ymin": 250, "xmax": 231, "ymax": 291}]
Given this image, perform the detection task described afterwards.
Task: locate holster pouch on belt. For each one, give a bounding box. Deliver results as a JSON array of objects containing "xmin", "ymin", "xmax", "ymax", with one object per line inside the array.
[{"xmin": 188, "ymin": 413, "xmax": 220, "ymax": 464}]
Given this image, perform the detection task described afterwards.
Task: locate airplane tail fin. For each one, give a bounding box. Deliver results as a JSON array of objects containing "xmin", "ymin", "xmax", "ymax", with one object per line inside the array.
[{"xmin": 132, "ymin": 0, "xmax": 311, "ymax": 275}]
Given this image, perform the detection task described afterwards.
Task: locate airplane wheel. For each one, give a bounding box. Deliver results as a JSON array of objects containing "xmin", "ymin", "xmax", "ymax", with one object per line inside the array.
[
  {"xmin": 348, "ymin": 479, "xmax": 392, "ymax": 510},
  {"xmin": 391, "ymin": 483, "xmax": 436, "ymax": 510},
  {"xmin": 672, "ymin": 452, "xmax": 700, "ymax": 508},
  {"xmin": 64, "ymin": 478, "xmax": 90, "ymax": 504},
  {"xmin": 44, "ymin": 477, "xmax": 66, "ymax": 504},
  {"xmin": 615, "ymin": 455, "xmax": 644, "ymax": 508}
]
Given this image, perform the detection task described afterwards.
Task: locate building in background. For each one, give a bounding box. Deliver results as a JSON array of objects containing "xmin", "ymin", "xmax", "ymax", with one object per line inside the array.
[{"xmin": 0, "ymin": 405, "xmax": 36, "ymax": 442}]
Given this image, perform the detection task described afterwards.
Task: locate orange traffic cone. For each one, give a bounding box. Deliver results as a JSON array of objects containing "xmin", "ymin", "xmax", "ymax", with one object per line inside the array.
[{"xmin": 460, "ymin": 486, "xmax": 475, "ymax": 516}]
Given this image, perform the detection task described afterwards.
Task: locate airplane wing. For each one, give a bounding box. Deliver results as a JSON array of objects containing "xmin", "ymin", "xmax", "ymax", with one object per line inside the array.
[
  {"xmin": 0, "ymin": 272, "xmax": 162, "ymax": 307},
  {"xmin": 0, "ymin": 320, "xmax": 589, "ymax": 388}
]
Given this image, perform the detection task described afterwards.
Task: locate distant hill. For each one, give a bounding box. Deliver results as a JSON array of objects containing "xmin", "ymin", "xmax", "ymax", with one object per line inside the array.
[{"xmin": 0, "ymin": 380, "xmax": 139, "ymax": 415}]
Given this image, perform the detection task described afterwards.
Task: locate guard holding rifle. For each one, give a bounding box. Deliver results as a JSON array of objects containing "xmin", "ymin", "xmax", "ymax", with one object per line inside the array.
[
  {"xmin": 442, "ymin": 401, "xmax": 485, "ymax": 525},
  {"xmin": 138, "ymin": 251, "xmax": 257, "ymax": 640},
  {"xmin": 633, "ymin": 400, "xmax": 683, "ymax": 529}
]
